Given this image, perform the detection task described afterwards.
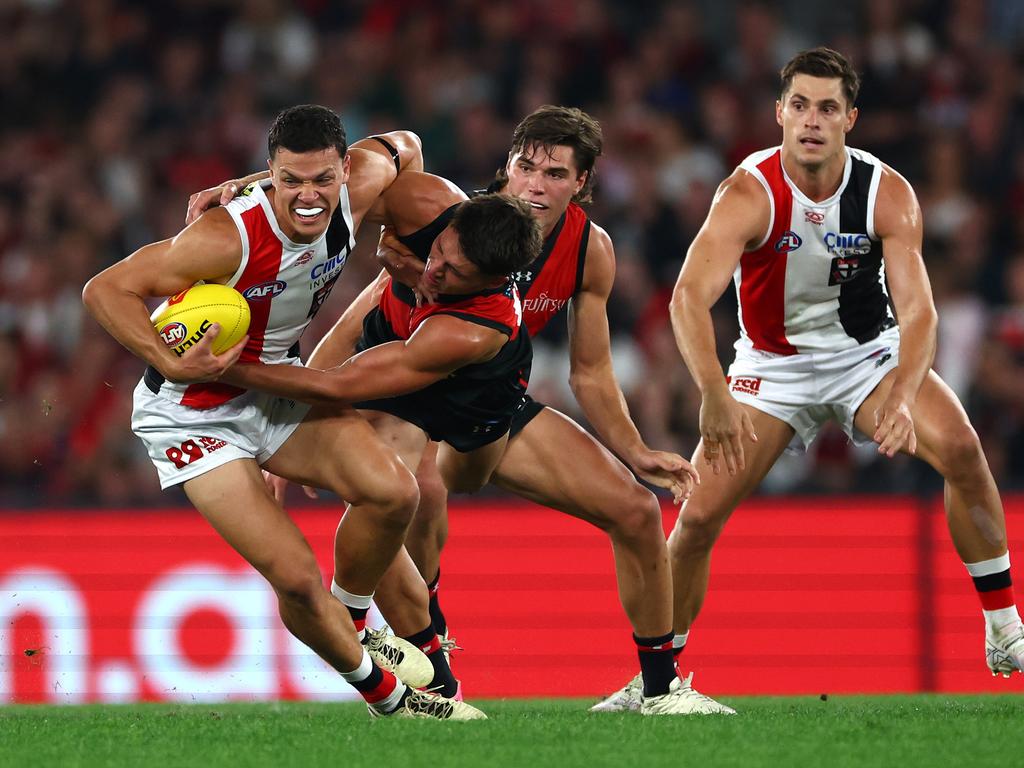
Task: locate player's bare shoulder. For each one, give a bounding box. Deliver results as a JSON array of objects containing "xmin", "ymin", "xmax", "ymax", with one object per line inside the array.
[
  {"xmin": 704, "ymin": 167, "xmax": 772, "ymax": 251},
  {"xmin": 580, "ymin": 220, "xmax": 614, "ymax": 295},
  {"xmin": 873, "ymin": 163, "xmax": 923, "ymax": 240},
  {"xmin": 381, "ymin": 172, "xmax": 467, "ymax": 233},
  {"xmin": 170, "ymin": 206, "xmax": 244, "ymax": 283}
]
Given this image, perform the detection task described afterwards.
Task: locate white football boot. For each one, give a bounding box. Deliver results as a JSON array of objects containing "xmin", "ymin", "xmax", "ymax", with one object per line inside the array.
[
  {"xmin": 640, "ymin": 672, "xmax": 736, "ymax": 716},
  {"xmin": 590, "ymin": 673, "xmax": 643, "ymax": 713},
  {"xmin": 986, "ymin": 621, "xmax": 1024, "ymax": 677},
  {"xmin": 369, "ymin": 689, "xmax": 487, "ymax": 720},
  {"xmin": 363, "ymin": 626, "xmax": 434, "ymax": 688}
]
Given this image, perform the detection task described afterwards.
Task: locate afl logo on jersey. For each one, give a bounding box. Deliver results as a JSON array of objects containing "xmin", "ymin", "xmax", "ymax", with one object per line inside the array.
[
  {"xmin": 243, "ymin": 280, "xmax": 287, "ymax": 300},
  {"xmin": 774, "ymin": 231, "xmax": 802, "ymax": 253}
]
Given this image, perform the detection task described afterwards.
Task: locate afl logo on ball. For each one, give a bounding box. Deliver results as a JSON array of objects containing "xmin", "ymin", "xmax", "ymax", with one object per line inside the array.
[
  {"xmin": 158, "ymin": 322, "xmax": 187, "ymax": 347},
  {"xmin": 774, "ymin": 231, "xmax": 802, "ymax": 253},
  {"xmin": 243, "ymin": 280, "xmax": 287, "ymax": 300}
]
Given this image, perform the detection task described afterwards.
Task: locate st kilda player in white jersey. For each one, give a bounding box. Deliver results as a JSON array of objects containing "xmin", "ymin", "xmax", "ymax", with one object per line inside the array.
[
  {"xmin": 593, "ymin": 47, "xmax": 1024, "ymax": 712},
  {"xmin": 83, "ymin": 106, "xmax": 485, "ymax": 720}
]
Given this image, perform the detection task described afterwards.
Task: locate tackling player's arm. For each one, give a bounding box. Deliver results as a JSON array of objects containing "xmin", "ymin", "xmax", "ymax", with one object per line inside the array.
[
  {"xmin": 82, "ymin": 209, "xmax": 247, "ymax": 383},
  {"xmin": 223, "ymin": 315, "xmax": 506, "ymax": 406},
  {"xmin": 870, "ymin": 166, "xmax": 935, "ymax": 457},
  {"xmin": 306, "ymin": 269, "xmax": 391, "ymax": 369},
  {"xmin": 185, "ymin": 130, "xmax": 423, "ymax": 225},
  {"xmin": 670, "ymin": 168, "xmax": 768, "ymax": 475},
  {"xmin": 363, "ymin": 173, "xmax": 467, "ymax": 300},
  {"xmin": 567, "ymin": 225, "xmax": 698, "ymax": 502}
]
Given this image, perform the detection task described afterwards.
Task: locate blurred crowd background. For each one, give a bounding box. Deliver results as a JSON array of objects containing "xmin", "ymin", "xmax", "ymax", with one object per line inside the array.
[{"xmin": 3, "ymin": 0, "xmax": 1024, "ymax": 507}]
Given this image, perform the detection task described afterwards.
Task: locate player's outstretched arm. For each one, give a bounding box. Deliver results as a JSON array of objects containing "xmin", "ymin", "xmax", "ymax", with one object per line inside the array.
[
  {"xmin": 671, "ymin": 169, "xmax": 767, "ymax": 475},
  {"xmin": 82, "ymin": 210, "xmax": 246, "ymax": 383},
  {"xmin": 870, "ymin": 166, "xmax": 936, "ymax": 457},
  {"xmin": 224, "ymin": 315, "xmax": 506, "ymax": 405},
  {"xmin": 566, "ymin": 224, "xmax": 698, "ymax": 502}
]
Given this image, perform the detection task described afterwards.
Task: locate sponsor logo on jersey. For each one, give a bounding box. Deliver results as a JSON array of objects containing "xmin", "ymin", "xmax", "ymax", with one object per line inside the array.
[
  {"xmin": 512, "ymin": 270, "xmax": 534, "ymax": 283},
  {"xmin": 295, "ymin": 250, "xmax": 315, "ymax": 266},
  {"xmin": 522, "ymin": 292, "xmax": 567, "ymax": 315},
  {"xmin": 824, "ymin": 232, "xmax": 871, "ymax": 256},
  {"xmin": 727, "ymin": 375, "xmax": 762, "ymax": 396},
  {"xmin": 774, "ymin": 231, "xmax": 802, "ymax": 252},
  {"xmin": 828, "ymin": 255, "xmax": 867, "ymax": 285},
  {"xmin": 805, "ymin": 210, "xmax": 825, "ymax": 225},
  {"xmin": 310, "ymin": 251, "xmax": 348, "ymax": 288},
  {"xmin": 243, "ymin": 280, "xmax": 286, "ymax": 300},
  {"xmin": 158, "ymin": 322, "xmax": 188, "ymax": 347}
]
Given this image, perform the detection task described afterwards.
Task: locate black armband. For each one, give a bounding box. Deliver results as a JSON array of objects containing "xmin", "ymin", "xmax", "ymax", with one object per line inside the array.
[{"xmin": 370, "ymin": 136, "xmax": 401, "ymax": 175}]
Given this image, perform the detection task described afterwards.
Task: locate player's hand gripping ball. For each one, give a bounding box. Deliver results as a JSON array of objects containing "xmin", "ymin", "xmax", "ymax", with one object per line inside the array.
[{"xmin": 151, "ymin": 284, "xmax": 250, "ymax": 356}]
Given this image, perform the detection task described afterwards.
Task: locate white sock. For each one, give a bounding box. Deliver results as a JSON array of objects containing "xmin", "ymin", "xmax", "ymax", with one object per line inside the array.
[
  {"xmin": 964, "ymin": 553, "xmax": 1020, "ymax": 633},
  {"xmin": 340, "ymin": 647, "xmax": 406, "ymax": 714},
  {"xmin": 331, "ymin": 581, "xmax": 373, "ymax": 642},
  {"xmin": 673, "ymin": 632, "xmax": 689, "ymax": 656}
]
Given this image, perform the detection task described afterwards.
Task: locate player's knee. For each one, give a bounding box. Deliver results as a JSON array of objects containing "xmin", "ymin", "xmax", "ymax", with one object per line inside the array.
[
  {"xmin": 597, "ymin": 482, "xmax": 662, "ymax": 540},
  {"xmin": 935, "ymin": 423, "xmax": 987, "ymax": 482},
  {"xmin": 675, "ymin": 503, "xmax": 729, "ymax": 551},
  {"xmin": 268, "ymin": 560, "xmax": 325, "ymax": 610},
  {"xmin": 621, "ymin": 485, "xmax": 663, "ymax": 536},
  {"xmin": 415, "ymin": 470, "xmax": 448, "ymax": 522},
  {"xmin": 357, "ymin": 465, "xmax": 420, "ymax": 528}
]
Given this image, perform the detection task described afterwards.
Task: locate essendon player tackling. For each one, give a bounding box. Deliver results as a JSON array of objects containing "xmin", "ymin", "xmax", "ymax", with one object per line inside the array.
[
  {"xmin": 595, "ymin": 47, "xmax": 1024, "ymax": 711},
  {"xmin": 188, "ymin": 107, "xmax": 713, "ymax": 714},
  {"xmin": 83, "ymin": 105, "xmax": 484, "ymax": 720}
]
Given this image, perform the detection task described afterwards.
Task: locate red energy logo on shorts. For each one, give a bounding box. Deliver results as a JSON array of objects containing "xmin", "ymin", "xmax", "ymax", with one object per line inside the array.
[{"xmin": 729, "ymin": 376, "xmax": 763, "ymax": 396}]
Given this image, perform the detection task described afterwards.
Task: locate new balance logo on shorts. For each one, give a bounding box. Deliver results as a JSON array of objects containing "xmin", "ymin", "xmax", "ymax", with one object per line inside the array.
[{"xmin": 727, "ymin": 376, "xmax": 762, "ymax": 396}]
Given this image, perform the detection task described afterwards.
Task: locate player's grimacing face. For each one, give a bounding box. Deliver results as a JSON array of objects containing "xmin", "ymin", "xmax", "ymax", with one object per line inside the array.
[
  {"xmin": 268, "ymin": 147, "xmax": 349, "ymax": 242},
  {"xmin": 505, "ymin": 144, "xmax": 586, "ymax": 236},
  {"xmin": 423, "ymin": 226, "xmax": 489, "ymax": 294},
  {"xmin": 777, "ymin": 74, "xmax": 858, "ymax": 168}
]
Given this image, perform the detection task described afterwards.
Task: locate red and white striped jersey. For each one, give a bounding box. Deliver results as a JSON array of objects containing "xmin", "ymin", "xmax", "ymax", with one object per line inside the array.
[
  {"xmin": 733, "ymin": 146, "xmax": 894, "ymax": 355},
  {"xmin": 144, "ymin": 181, "xmax": 356, "ymax": 408}
]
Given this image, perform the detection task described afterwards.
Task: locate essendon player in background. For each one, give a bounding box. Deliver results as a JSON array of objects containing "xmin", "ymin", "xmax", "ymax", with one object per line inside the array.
[
  {"xmin": 83, "ymin": 104, "xmax": 484, "ymax": 720},
  {"xmin": 320, "ymin": 108, "xmax": 713, "ymax": 715},
  {"xmin": 597, "ymin": 47, "xmax": 1024, "ymax": 711}
]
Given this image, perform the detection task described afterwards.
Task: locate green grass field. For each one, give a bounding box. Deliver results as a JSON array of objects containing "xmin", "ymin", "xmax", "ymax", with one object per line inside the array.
[{"xmin": 5, "ymin": 695, "xmax": 1024, "ymax": 768}]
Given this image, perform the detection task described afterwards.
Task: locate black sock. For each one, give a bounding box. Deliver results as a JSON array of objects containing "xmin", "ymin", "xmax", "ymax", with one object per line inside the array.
[
  {"xmin": 404, "ymin": 624, "xmax": 458, "ymax": 698},
  {"xmin": 634, "ymin": 632, "xmax": 676, "ymax": 697},
  {"xmin": 427, "ymin": 569, "xmax": 448, "ymax": 636}
]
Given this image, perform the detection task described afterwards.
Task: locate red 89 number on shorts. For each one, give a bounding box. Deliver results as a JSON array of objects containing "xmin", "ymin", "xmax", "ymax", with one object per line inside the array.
[{"xmin": 165, "ymin": 440, "xmax": 204, "ymax": 469}]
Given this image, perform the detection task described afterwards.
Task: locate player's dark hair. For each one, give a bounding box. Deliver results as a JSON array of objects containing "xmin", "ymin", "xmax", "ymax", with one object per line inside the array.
[
  {"xmin": 268, "ymin": 104, "xmax": 347, "ymax": 159},
  {"xmin": 451, "ymin": 194, "xmax": 542, "ymax": 276},
  {"xmin": 493, "ymin": 105, "xmax": 603, "ymax": 203},
  {"xmin": 780, "ymin": 47, "xmax": 860, "ymax": 109}
]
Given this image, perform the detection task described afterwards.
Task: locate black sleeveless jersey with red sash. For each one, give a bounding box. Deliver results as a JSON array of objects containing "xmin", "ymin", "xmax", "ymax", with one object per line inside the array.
[
  {"xmin": 514, "ymin": 201, "xmax": 590, "ymax": 337},
  {"xmin": 477, "ymin": 180, "xmax": 590, "ymax": 336},
  {"xmin": 353, "ymin": 204, "xmax": 532, "ymax": 450}
]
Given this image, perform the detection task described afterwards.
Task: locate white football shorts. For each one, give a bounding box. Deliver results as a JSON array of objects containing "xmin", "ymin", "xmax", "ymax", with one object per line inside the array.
[
  {"xmin": 131, "ymin": 378, "xmax": 310, "ymax": 489},
  {"xmin": 725, "ymin": 325, "xmax": 901, "ymax": 451}
]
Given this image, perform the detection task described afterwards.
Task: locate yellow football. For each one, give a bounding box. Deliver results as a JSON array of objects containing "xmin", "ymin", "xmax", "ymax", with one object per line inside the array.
[{"xmin": 151, "ymin": 284, "xmax": 251, "ymax": 356}]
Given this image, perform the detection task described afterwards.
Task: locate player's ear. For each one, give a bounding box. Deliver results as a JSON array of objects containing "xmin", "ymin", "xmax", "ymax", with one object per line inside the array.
[
  {"xmin": 775, "ymin": 100, "xmax": 784, "ymax": 127},
  {"xmin": 341, "ymin": 152, "xmax": 352, "ymax": 182},
  {"xmin": 574, "ymin": 170, "xmax": 587, "ymax": 195},
  {"xmin": 845, "ymin": 106, "xmax": 858, "ymax": 133}
]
